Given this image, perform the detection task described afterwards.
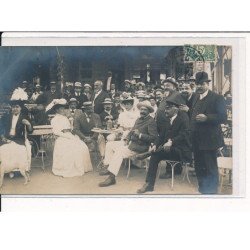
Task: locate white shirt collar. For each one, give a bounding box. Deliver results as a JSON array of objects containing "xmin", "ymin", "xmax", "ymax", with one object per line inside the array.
[
  {"xmin": 170, "ymin": 114, "xmax": 177, "ymax": 125},
  {"xmin": 200, "ymin": 90, "xmax": 209, "ymax": 100}
]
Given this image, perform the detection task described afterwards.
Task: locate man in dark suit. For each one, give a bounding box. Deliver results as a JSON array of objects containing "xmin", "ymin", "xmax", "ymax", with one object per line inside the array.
[
  {"xmin": 91, "ymin": 80, "xmax": 109, "ymax": 114},
  {"xmin": 98, "ymin": 101, "xmax": 158, "ymax": 187},
  {"xmin": 99, "ymin": 98, "xmax": 119, "ymax": 128},
  {"xmin": 179, "ymin": 81, "xmax": 197, "ymax": 118},
  {"xmin": 73, "ymin": 101, "xmax": 105, "ymax": 158},
  {"xmin": 137, "ymin": 96, "xmax": 192, "ymax": 193},
  {"xmin": 190, "ymin": 71, "xmax": 227, "ymax": 194},
  {"xmin": 64, "ymin": 98, "xmax": 83, "ymax": 128},
  {"xmin": 72, "ymin": 82, "xmax": 88, "ymax": 108},
  {"xmin": 43, "ymin": 82, "xmax": 62, "ymax": 106},
  {"xmin": 156, "ymin": 78, "xmax": 186, "ymax": 135}
]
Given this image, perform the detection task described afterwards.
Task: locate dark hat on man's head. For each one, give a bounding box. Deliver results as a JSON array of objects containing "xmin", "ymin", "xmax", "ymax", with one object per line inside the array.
[
  {"xmin": 195, "ymin": 71, "xmax": 211, "ymax": 84},
  {"xmin": 165, "ymin": 92, "xmax": 186, "ymax": 107}
]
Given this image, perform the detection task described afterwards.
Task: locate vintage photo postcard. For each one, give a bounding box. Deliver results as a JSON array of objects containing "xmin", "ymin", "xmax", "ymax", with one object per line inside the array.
[{"xmin": 0, "ymin": 33, "xmax": 245, "ymax": 201}]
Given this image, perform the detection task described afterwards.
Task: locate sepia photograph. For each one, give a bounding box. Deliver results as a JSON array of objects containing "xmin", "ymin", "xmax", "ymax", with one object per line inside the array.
[{"xmin": 0, "ymin": 42, "xmax": 235, "ymax": 196}]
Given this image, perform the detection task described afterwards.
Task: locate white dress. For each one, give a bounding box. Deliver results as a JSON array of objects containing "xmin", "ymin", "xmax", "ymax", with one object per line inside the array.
[{"xmin": 51, "ymin": 114, "xmax": 92, "ymax": 177}]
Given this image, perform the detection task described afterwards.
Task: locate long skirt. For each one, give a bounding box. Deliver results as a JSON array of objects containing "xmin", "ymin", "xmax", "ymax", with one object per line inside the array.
[
  {"xmin": 0, "ymin": 140, "xmax": 31, "ymax": 173},
  {"xmin": 52, "ymin": 136, "xmax": 93, "ymax": 177}
]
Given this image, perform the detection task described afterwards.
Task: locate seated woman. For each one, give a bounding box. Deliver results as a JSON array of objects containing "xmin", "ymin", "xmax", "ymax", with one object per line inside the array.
[
  {"xmin": 0, "ymin": 88, "xmax": 33, "ymax": 179},
  {"xmin": 46, "ymin": 99, "xmax": 92, "ymax": 177}
]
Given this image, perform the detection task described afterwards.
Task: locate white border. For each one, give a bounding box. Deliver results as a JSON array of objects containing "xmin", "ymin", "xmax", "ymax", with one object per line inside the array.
[{"xmin": 0, "ymin": 32, "xmax": 247, "ymax": 210}]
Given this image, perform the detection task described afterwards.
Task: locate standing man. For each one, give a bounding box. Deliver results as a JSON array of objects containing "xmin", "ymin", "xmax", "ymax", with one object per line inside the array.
[
  {"xmin": 179, "ymin": 81, "xmax": 197, "ymax": 118},
  {"xmin": 91, "ymin": 80, "xmax": 109, "ymax": 114},
  {"xmin": 72, "ymin": 82, "xmax": 88, "ymax": 108},
  {"xmin": 82, "ymin": 83, "xmax": 92, "ymax": 101},
  {"xmin": 98, "ymin": 101, "xmax": 158, "ymax": 187},
  {"xmin": 190, "ymin": 71, "xmax": 227, "ymax": 194},
  {"xmin": 104, "ymin": 71, "xmax": 113, "ymax": 92}
]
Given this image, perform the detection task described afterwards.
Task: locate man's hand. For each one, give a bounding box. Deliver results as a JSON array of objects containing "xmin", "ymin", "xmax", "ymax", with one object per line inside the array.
[
  {"xmin": 133, "ymin": 129, "xmax": 140, "ymax": 138},
  {"xmin": 196, "ymin": 114, "xmax": 208, "ymax": 122},
  {"xmin": 163, "ymin": 139, "xmax": 172, "ymax": 152},
  {"xmin": 149, "ymin": 145, "xmax": 157, "ymax": 152},
  {"xmin": 22, "ymin": 119, "xmax": 31, "ymax": 126},
  {"xmin": 179, "ymin": 104, "xmax": 189, "ymax": 112}
]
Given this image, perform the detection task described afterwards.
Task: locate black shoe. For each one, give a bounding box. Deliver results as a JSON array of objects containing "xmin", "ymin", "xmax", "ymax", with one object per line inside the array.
[
  {"xmin": 99, "ymin": 175, "xmax": 116, "ymax": 187},
  {"xmin": 99, "ymin": 169, "xmax": 110, "ymax": 176},
  {"xmin": 159, "ymin": 173, "xmax": 172, "ymax": 179},
  {"xmin": 137, "ymin": 183, "xmax": 154, "ymax": 194}
]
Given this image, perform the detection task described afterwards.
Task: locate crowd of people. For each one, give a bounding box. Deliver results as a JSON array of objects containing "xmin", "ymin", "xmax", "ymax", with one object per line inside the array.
[{"xmin": 0, "ymin": 71, "xmax": 229, "ymax": 194}]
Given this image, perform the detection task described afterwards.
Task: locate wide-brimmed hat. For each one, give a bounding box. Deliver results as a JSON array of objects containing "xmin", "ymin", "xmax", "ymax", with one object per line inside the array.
[
  {"xmin": 195, "ymin": 71, "xmax": 211, "ymax": 84},
  {"xmin": 9, "ymin": 87, "xmax": 28, "ymax": 107},
  {"xmin": 103, "ymin": 98, "xmax": 113, "ymax": 105},
  {"xmin": 121, "ymin": 96, "xmax": 134, "ymax": 104},
  {"xmin": 45, "ymin": 98, "xmax": 67, "ymax": 112},
  {"xmin": 137, "ymin": 100, "xmax": 154, "ymax": 113}
]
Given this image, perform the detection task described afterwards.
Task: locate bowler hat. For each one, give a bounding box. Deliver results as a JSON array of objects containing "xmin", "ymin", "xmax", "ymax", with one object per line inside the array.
[{"xmin": 195, "ymin": 71, "xmax": 211, "ymax": 84}]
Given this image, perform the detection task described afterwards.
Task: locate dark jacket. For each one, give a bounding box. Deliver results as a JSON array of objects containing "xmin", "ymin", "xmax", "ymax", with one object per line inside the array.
[
  {"xmin": 91, "ymin": 90, "xmax": 110, "ymax": 114},
  {"xmin": 99, "ymin": 108, "xmax": 119, "ymax": 127},
  {"xmin": 127, "ymin": 115, "xmax": 158, "ymax": 153},
  {"xmin": 0, "ymin": 112, "xmax": 33, "ymax": 145},
  {"xmin": 72, "ymin": 92, "xmax": 89, "ymax": 108},
  {"xmin": 43, "ymin": 91, "xmax": 62, "ymax": 106},
  {"xmin": 190, "ymin": 90, "xmax": 227, "ymax": 150},
  {"xmin": 156, "ymin": 91, "xmax": 186, "ymax": 134},
  {"xmin": 73, "ymin": 112, "xmax": 102, "ymax": 139},
  {"xmin": 156, "ymin": 111, "xmax": 192, "ymax": 162}
]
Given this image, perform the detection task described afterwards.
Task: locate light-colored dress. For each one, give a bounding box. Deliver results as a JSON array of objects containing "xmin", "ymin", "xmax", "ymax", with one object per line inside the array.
[
  {"xmin": 0, "ymin": 141, "xmax": 31, "ymax": 172},
  {"xmin": 51, "ymin": 114, "xmax": 92, "ymax": 177}
]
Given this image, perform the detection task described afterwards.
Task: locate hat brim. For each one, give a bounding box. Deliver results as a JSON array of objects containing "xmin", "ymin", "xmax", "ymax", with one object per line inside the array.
[
  {"xmin": 195, "ymin": 79, "xmax": 211, "ymax": 84},
  {"xmin": 103, "ymin": 102, "xmax": 113, "ymax": 105},
  {"xmin": 137, "ymin": 103, "xmax": 154, "ymax": 113}
]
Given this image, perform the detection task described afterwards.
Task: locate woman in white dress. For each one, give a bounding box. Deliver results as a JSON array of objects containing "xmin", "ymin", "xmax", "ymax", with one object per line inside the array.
[{"xmin": 47, "ymin": 99, "xmax": 92, "ymax": 177}]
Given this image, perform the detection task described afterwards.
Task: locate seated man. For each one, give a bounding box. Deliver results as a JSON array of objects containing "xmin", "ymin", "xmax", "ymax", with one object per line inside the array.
[
  {"xmin": 137, "ymin": 96, "xmax": 192, "ymax": 194},
  {"xmin": 100, "ymin": 97, "xmax": 139, "ymax": 172},
  {"xmin": 98, "ymin": 101, "xmax": 158, "ymax": 187},
  {"xmin": 73, "ymin": 101, "xmax": 105, "ymax": 158},
  {"xmin": 64, "ymin": 98, "xmax": 83, "ymax": 128},
  {"xmin": 99, "ymin": 98, "xmax": 119, "ymax": 128}
]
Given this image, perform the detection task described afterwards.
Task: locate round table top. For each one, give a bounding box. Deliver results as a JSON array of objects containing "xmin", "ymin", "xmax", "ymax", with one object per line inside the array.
[{"xmin": 91, "ymin": 128, "xmax": 120, "ymax": 134}]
